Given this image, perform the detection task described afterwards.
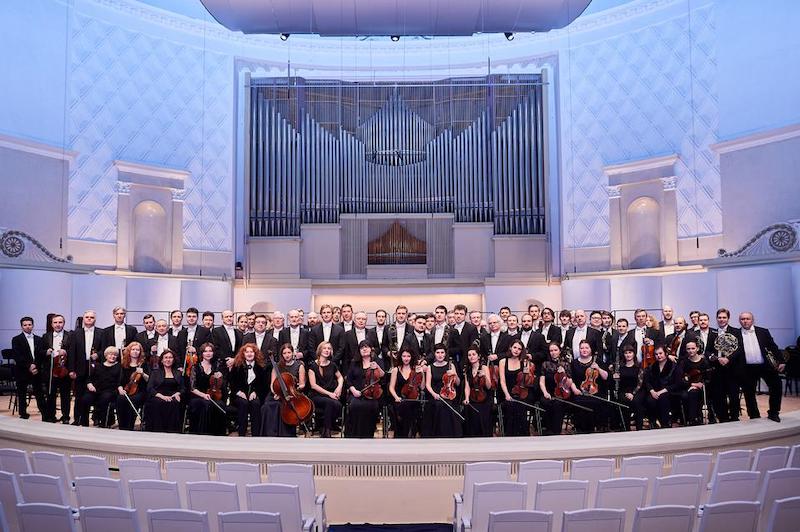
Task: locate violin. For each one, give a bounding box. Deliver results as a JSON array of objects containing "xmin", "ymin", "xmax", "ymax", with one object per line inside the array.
[
  {"xmin": 148, "ymin": 345, "xmax": 160, "ymax": 371},
  {"xmin": 580, "ymin": 364, "xmax": 600, "ymax": 395},
  {"xmin": 401, "ymin": 364, "xmax": 424, "ymax": 400},
  {"xmin": 554, "ymin": 370, "xmax": 572, "ymax": 399},
  {"xmin": 668, "ymin": 334, "xmax": 682, "ymax": 359},
  {"xmin": 183, "ymin": 348, "xmax": 197, "ymax": 376},
  {"xmin": 124, "ymin": 366, "xmax": 143, "ymax": 395},
  {"xmin": 684, "ymin": 367, "xmax": 704, "ymax": 384},
  {"xmin": 51, "ymin": 349, "xmax": 68, "ymax": 379},
  {"xmin": 641, "ymin": 343, "xmax": 656, "ymax": 369},
  {"xmin": 469, "ymin": 367, "xmax": 487, "ymax": 403},
  {"xmin": 208, "ymin": 372, "xmax": 224, "ymax": 401},
  {"xmin": 440, "ymin": 371, "xmax": 457, "ymax": 400},
  {"xmin": 362, "ymin": 362, "xmax": 384, "ymax": 400},
  {"xmin": 271, "ymin": 366, "xmax": 314, "ymax": 426}
]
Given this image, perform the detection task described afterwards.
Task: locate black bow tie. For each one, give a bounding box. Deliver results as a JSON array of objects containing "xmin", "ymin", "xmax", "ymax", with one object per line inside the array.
[{"xmin": 247, "ymin": 364, "xmax": 254, "ymax": 369}]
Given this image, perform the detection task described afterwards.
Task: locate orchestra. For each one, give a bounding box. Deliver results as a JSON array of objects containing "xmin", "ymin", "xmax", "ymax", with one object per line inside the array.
[{"xmin": 5, "ymin": 303, "xmax": 790, "ymax": 438}]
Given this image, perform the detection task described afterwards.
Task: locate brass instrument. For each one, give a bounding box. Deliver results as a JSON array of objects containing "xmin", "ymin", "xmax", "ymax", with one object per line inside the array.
[
  {"xmin": 765, "ymin": 349, "xmax": 785, "ymax": 373},
  {"xmin": 387, "ymin": 323, "xmax": 399, "ymax": 361},
  {"xmin": 712, "ymin": 332, "xmax": 739, "ymax": 363}
]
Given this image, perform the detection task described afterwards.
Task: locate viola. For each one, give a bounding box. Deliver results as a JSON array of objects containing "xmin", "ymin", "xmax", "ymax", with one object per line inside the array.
[
  {"xmin": 124, "ymin": 366, "xmax": 143, "ymax": 395},
  {"xmin": 641, "ymin": 343, "xmax": 656, "ymax": 369},
  {"xmin": 362, "ymin": 364, "xmax": 384, "ymax": 400},
  {"xmin": 51, "ymin": 349, "xmax": 68, "ymax": 379},
  {"xmin": 554, "ymin": 370, "xmax": 572, "ymax": 399},
  {"xmin": 148, "ymin": 345, "xmax": 160, "ymax": 371},
  {"xmin": 440, "ymin": 371, "xmax": 457, "ymax": 400},
  {"xmin": 684, "ymin": 367, "xmax": 703, "ymax": 384},
  {"xmin": 511, "ymin": 371, "xmax": 529, "ymax": 399},
  {"xmin": 401, "ymin": 365, "xmax": 424, "ymax": 400},
  {"xmin": 208, "ymin": 373, "xmax": 224, "ymax": 401},
  {"xmin": 523, "ymin": 360, "xmax": 536, "ymax": 386},
  {"xmin": 580, "ymin": 365, "xmax": 599, "ymax": 395},
  {"xmin": 469, "ymin": 368, "xmax": 487, "ymax": 403},
  {"xmin": 271, "ymin": 369, "xmax": 314, "ymax": 426}
]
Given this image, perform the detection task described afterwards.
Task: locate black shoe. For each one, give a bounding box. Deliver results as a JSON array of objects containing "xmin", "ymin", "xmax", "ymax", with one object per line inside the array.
[
  {"xmin": 71, "ymin": 420, "xmax": 81, "ymax": 426},
  {"xmin": 61, "ymin": 418, "xmax": 71, "ymax": 425},
  {"xmin": 19, "ymin": 413, "xmax": 30, "ymax": 420},
  {"xmin": 750, "ymin": 414, "xmax": 761, "ymax": 420},
  {"xmin": 768, "ymin": 413, "xmax": 781, "ymax": 423}
]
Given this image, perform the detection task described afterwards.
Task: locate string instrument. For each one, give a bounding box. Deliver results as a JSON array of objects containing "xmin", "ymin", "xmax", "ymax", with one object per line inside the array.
[
  {"xmin": 554, "ymin": 370, "xmax": 572, "ymax": 399},
  {"xmin": 51, "ymin": 349, "xmax": 68, "ymax": 379},
  {"xmin": 641, "ymin": 343, "xmax": 656, "ymax": 369},
  {"xmin": 401, "ymin": 364, "xmax": 424, "ymax": 400},
  {"xmin": 580, "ymin": 362, "xmax": 600, "ymax": 395},
  {"xmin": 124, "ymin": 366, "xmax": 143, "ymax": 395},
  {"xmin": 684, "ymin": 367, "xmax": 704, "ymax": 384},
  {"xmin": 362, "ymin": 361, "xmax": 384, "ymax": 400},
  {"xmin": 183, "ymin": 348, "xmax": 198, "ymax": 376},
  {"xmin": 208, "ymin": 372, "xmax": 224, "ymax": 401},
  {"xmin": 668, "ymin": 334, "xmax": 682, "ymax": 359},
  {"xmin": 440, "ymin": 371, "xmax": 457, "ymax": 400},
  {"xmin": 148, "ymin": 345, "xmax": 160, "ymax": 370},
  {"xmin": 271, "ymin": 365, "xmax": 314, "ymax": 425},
  {"xmin": 469, "ymin": 367, "xmax": 487, "ymax": 403}
]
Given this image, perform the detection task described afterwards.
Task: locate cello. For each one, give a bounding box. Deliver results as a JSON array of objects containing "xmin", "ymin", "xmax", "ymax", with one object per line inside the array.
[{"xmin": 270, "ymin": 353, "xmax": 314, "ymax": 427}]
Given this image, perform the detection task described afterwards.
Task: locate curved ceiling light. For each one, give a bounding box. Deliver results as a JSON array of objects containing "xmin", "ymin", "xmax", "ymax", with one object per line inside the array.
[{"xmin": 199, "ymin": 0, "xmax": 592, "ymax": 37}]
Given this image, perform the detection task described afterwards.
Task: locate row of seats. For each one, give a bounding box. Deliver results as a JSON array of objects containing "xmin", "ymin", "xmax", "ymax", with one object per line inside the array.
[{"xmin": 9, "ymin": 504, "xmax": 285, "ymax": 532}]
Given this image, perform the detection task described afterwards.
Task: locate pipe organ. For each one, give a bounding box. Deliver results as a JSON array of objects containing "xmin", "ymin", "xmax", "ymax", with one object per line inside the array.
[{"xmin": 248, "ymin": 75, "xmax": 546, "ymax": 238}]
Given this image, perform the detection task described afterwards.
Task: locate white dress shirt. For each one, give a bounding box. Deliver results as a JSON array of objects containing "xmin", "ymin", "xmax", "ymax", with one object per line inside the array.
[
  {"xmin": 290, "ymin": 327, "xmax": 300, "ymax": 350},
  {"xmin": 25, "ymin": 333, "xmax": 35, "ymax": 356},
  {"xmin": 52, "ymin": 331, "xmax": 63, "ymax": 352},
  {"xmin": 255, "ymin": 331, "xmax": 266, "ymax": 350},
  {"xmin": 114, "ymin": 324, "xmax": 126, "ymax": 349},
  {"xmin": 186, "ymin": 326, "xmax": 197, "ymax": 347},
  {"xmin": 634, "ymin": 327, "xmax": 646, "ymax": 361},
  {"xmin": 323, "ymin": 322, "xmax": 332, "ymax": 342},
  {"xmin": 225, "ymin": 326, "xmax": 236, "ymax": 350},
  {"xmin": 455, "ymin": 322, "xmax": 464, "ymax": 334},
  {"xmin": 434, "ymin": 324, "xmax": 445, "ymax": 345},
  {"xmin": 342, "ymin": 321, "xmax": 353, "ymax": 332},
  {"xmin": 84, "ymin": 327, "xmax": 95, "ymax": 359},
  {"xmin": 741, "ymin": 328, "xmax": 763, "ymax": 365},
  {"xmin": 395, "ymin": 324, "xmax": 407, "ymax": 343},
  {"xmin": 247, "ymin": 363, "xmax": 255, "ymax": 385},
  {"xmin": 375, "ymin": 326, "xmax": 384, "ymax": 347},
  {"xmin": 662, "ymin": 321, "xmax": 675, "ymax": 337},
  {"xmin": 356, "ymin": 327, "xmax": 367, "ymax": 344},
  {"xmin": 490, "ymin": 331, "xmax": 500, "ymax": 353},
  {"xmin": 572, "ymin": 327, "xmax": 587, "ymax": 358},
  {"xmin": 157, "ymin": 334, "xmax": 169, "ymax": 355},
  {"xmin": 171, "ymin": 326, "xmax": 182, "ymax": 337}
]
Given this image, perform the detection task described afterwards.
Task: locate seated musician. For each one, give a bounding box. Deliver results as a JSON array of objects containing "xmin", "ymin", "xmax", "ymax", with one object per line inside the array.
[
  {"xmin": 462, "ymin": 346, "xmax": 493, "ymax": 437},
  {"xmin": 187, "ymin": 342, "xmax": 227, "ymax": 435},
  {"xmin": 422, "ymin": 343, "xmax": 462, "ymax": 438},
  {"xmin": 228, "ymin": 343, "xmax": 268, "ymax": 436},
  {"xmin": 346, "ymin": 340, "xmax": 385, "ymax": 438},
  {"xmin": 499, "ymin": 339, "xmax": 534, "ymax": 436},
  {"xmin": 308, "ymin": 341, "xmax": 343, "ymax": 438},
  {"xmin": 614, "ymin": 344, "xmax": 644, "ymax": 430},
  {"xmin": 116, "ymin": 341, "xmax": 149, "ymax": 431},
  {"xmin": 570, "ymin": 340, "xmax": 610, "ymax": 433},
  {"xmin": 389, "ymin": 349, "xmax": 425, "ymax": 438},
  {"xmin": 538, "ymin": 342, "xmax": 570, "ymax": 436},
  {"xmin": 78, "ymin": 346, "xmax": 121, "ymax": 427},
  {"xmin": 680, "ymin": 339, "xmax": 710, "ymax": 426},
  {"xmin": 636, "ymin": 345, "xmax": 686, "ymax": 429},
  {"xmin": 145, "ymin": 349, "xmax": 184, "ymax": 433}
]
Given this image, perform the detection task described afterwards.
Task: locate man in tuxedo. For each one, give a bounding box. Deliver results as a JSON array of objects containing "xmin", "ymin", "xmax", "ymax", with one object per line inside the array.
[
  {"xmin": 689, "ymin": 310, "xmax": 701, "ymax": 332},
  {"xmin": 367, "ymin": 309, "xmax": 390, "ymax": 360},
  {"xmin": 243, "ymin": 314, "xmax": 270, "ymax": 353},
  {"xmin": 152, "ymin": 319, "xmax": 181, "ymax": 359},
  {"xmin": 609, "ymin": 318, "xmax": 636, "ymax": 365},
  {"xmin": 212, "ymin": 310, "xmax": 243, "ymax": 367},
  {"xmin": 176, "ymin": 307, "xmax": 211, "ymax": 357},
  {"xmin": 659, "ymin": 305, "xmax": 676, "ymax": 337},
  {"xmin": 306, "ymin": 312, "xmax": 320, "ymax": 328},
  {"xmin": 135, "ymin": 314, "xmax": 157, "ymax": 352},
  {"xmin": 244, "ymin": 311, "xmax": 256, "ymax": 335},
  {"xmin": 401, "ymin": 314, "xmax": 433, "ymax": 364},
  {"xmin": 498, "ymin": 306, "xmax": 511, "ymax": 332},
  {"xmin": 563, "ymin": 309, "xmax": 603, "ymax": 359},
  {"xmin": 11, "ymin": 317, "xmax": 47, "ymax": 420},
  {"xmin": 713, "ymin": 308, "xmax": 743, "ymax": 422},
  {"xmin": 42, "ymin": 314, "xmax": 73, "ymax": 423},
  {"xmin": 309, "ymin": 304, "xmax": 345, "ymax": 362},
  {"xmin": 343, "ymin": 311, "xmax": 375, "ymax": 369},
  {"xmin": 479, "ymin": 314, "xmax": 511, "ymax": 365},
  {"xmin": 388, "ymin": 305, "xmax": 411, "ymax": 359},
  {"xmin": 448, "ymin": 304, "xmax": 479, "ymax": 370},
  {"xmin": 528, "ymin": 304, "xmax": 542, "ymax": 328},
  {"xmin": 519, "ymin": 313, "xmax": 548, "ymax": 365},
  {"xmin": 539, "ymin": 307, "xmax": 562, "ymax": 345},
  {"xmin": 68, "ymin": 310, "xmax": 103, "ymax": 425},
  {"xmin": 695, "ymin": 313, "xmax": 720, "ymax": 424},
  {"xmin": 101, "ymin": 306, "xmax": 138, "ymax": 352},
  {"xmin": 340, "ymin": 304, "xmax": 354, "ymax": 332},
  {"xmin": 279, "ymin": 309, "xmax": 312, "ymax": 362},
  {"xmin": 505, "ymin": 314, "xmax": 520, "ymax": 338},
  {"xmin": 557, "ymin": 310, "xmax": 572, "ymax": 348},
  {"xmin": 469, "ymin": 310, "xmax": 486, "ymax": 335},
  {"xmin": 201, "ymin": 311, "xmax": 215, "ymax": 329},
  {"xmin": 663, "ymin": 316, "xmax": 697, "ymax": 361},
  {"xmin": 631, "ymin": 308, "xmax": 664, "ymax": 361},
  {"xmin": 169, "ymin": 309, "xmax": 184, "ymax": 338},
  {"xmin": 738, "ymin": 312, "xmax": 784, "ymax": 422},
  {"xmin": 431, "ymin": 305, "xmax": 450, "ymax": 346}
]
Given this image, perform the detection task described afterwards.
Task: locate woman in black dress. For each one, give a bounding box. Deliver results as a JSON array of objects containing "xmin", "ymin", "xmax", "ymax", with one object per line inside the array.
[
  {"xmin": 116, "ymin": 341, "xmax": 149, "ymax": 430},
  {"xmin": 346, "ymin": 340, "xmax": 384, "ymax": 438},
  {"xmin": 79, "ymin": 346, "xmax": 121, "ymax": 427},
  {"xmin": 538, "ymin": 342, "xmax": 570, "ymax": 435},
  {"xmin": 499, "ymin": 339, "xmax": 533, "ymax": 436},
  {"xmin": 571, "ymin": 340, "xmax": 610, "ymax": 433},
  {"xmin": 229, "ymin": 343, "xmax": 268, "ymax": 436},
  {"xmin": 308, "ymin": 341, "xmax": 343, "ymax": 438},
  {"xmin": 638, "ymin": 345, "xmax": 686, "ymax": 429},
  {"xmin": 615, "ymin": 344, "xmax": 644, "ymax": 430},
  {"xmin": 145, "ymin": 349, "xmax": 184, "ymax": 433},
  {"xmin": 463, "ymin": 346, "xmax": 493, "ymax": 437},
  {"xmin": 261, "ymin": 343, "xmax": 307, "ymax": 437},
  {"xmin": 423, "ymin": 343, "xmax": 463, "ymax": 438},
  {"xmin": 187, "ymin": 342, "xmax": 227, "ymax": 435},
  {"xmin": 389, "ymin": 349, "xmax": 424, "ymax": 438},
  {"xmin": 681, "ymin": 339, "xmax": 711, "ymax": 425}
]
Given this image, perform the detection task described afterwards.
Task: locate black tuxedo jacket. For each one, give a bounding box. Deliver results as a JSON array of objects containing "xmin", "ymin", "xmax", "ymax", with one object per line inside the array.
[
  {"xmin": 242, "ymin": 331, "xmax": 270, "ymax": 354},
  {"xmin": 100, "ymin": 324, "xmax": 138, "ymax": 352},
  {"xmin": 563, "ymin": 327, "xmax": 603, "ymax": 358},
  {"xmin": 341, "ymin": 328, "xmax": 377, "ymax": 370},
  {"xmin": 448, "ymin": 322, "xmax": 479, "ymax": 362},
  {"xmin": 738, "ymin": 326, "xmax": 782, "ymax": 371},
  {"xmin": 609, "ymin": 330, "xmax": 637, "ymax": 363},
  {"xmin": 309, "ymin": 322, "xmax": 345, "ymax": 362},
  {"xmin": 68, "ymin": 327, "xmax": 104, "ymax": 377},
  {"xmin": 400, "ymin": 331, "xmax": 434, "ymax": 363},
  {"xmin": 716, "ymin": 325, "xmax": 743, "ymax": 370},
  {"xmin": 664, "ymin": 330, "xmax": 699, "ymax": 360},
  {"xmin": 177, "ymin": 325, "xmax": 212, "ymax": 354},
  {"xmin": 135, "ymin": 330, "xmax": 157, "ymax": 352},
  {"xmin": 539, "ymin": 323, "xmax": 562, "ymax": 346},
  {"xmin": 43, "ymin": 330, "xmax": 72, "ymax": 353},
  {"xmin": 696, "ymin": 328, "xmax": 718, "ymax": 358},
  {"xmin": 212, "ymin": 326, "xmax": 244, "ymax": 361},
  {"xmin": 11, "ymin": 332, "xmax": 47, "ymax": 373},
  {"xmin": 518, "ymin": 329, "xmax": 548, "ymax": 365},
  {"xmin": 366, "ymin": 326, "xmax": 391, "ymax": 359},
  {"xmin": 478, "ymin": 331, "xmax": 512, "ymax": 361},
  {"xmin": 278, "ymin": 327, "xmax": 312, "ymax": 362}
]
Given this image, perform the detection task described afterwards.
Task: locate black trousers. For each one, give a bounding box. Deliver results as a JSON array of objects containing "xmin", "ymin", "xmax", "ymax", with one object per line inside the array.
[
  {"xmin": 312, "ymin": 395, "xmax": 342, "ymax": 434},
  {"xmin": 78, "ymin": 389, "xmax": 116, "ymax": 427},
  {"xmin": 72, "ymin": 375, "xmax": 89, "ymax": 424},
  {"xmin": 44, "ymin": 376, "xmax": 72, "ymax": 421},
  {"xmin": 14, "ymin": 367, "xmax": 45, "ymax": 417},
  {"xmin": 708, "ymin": 366, "xmax": 740, "ymax": 421},
  {"xmin": 116, "ymin": 390, "xmax": 146, "ymax": 430},
  {"xmin": 741, "ymin": 363, "xmax": 782, "ymax": 418},
  {"xmin": 232, "ymin": 395, "xmax": 262, "ymax": 436}
]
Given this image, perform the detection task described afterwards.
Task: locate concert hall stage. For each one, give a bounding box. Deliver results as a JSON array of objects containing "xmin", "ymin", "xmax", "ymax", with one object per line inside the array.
[{"xmin": 1, "ymin": 404, "xmax": 798, "ymax": 524}]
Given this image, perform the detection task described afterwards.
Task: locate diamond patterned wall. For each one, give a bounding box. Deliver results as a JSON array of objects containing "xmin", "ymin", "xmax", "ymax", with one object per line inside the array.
[
  {"xmin": 561, "ymin": 2, "xmax": 720, "ymax": 248},
  {"xmin": 67, "ymin": 9, "xmax": 233, "ymax": 251}
]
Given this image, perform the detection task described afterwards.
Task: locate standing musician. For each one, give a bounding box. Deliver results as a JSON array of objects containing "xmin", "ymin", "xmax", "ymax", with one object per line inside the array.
[
  {"xmin": 78, "ymin": 346, "xmax": 121, "ymax": 427},
  {"xmin": 42, "ymin": 313, "xmax": 72, "ymax": 424},
  {"xmin": 309, "ymin": 304, "xmax": 345, "ymax": 364},
  {"xmin": 680, "ymin": 339, "xmax": 711, "ymax": 425},
  {"xmin": 279, "ymin": 310, "xmax": 312, "ymax": 363},
  {"xmin": 738, "ymin": 312, "xmax": 784, "ymax": 422},
  {"xmin": 614, "ymin": 345, "xmax": 644, "ymax": 430},
  {"xmin": 448, "ymin": 305, "xmax": 479, "ymax": 372},
  {"xmin": 479, "ymin": 314, "xmax": 511, "ymax": 368},
  {"xmin": 538, "ymin": 342, "xmax": 571, "ymax": 435},
  {"xmin": 68, "ymin": 310, "xmax": 103, "ymax": 425},
  {"xmin": 308, "ymin": 341, "xmax": 343, "ymax": 438},
  {"xmin": 389, "ymin": 349, "xmax": 425, "ymax": 438},
  {"xmin": 539, "ymin": 308, "xmax": 562, "ymax": 345},
  {"xmin": 564, "ymin": 310, "xmax": 603, "ymax": 360},
  {"xmin": 367, "ymin": 309, "xmax": 391, "ymax": 360},
  {"xmin": 713, "ymin": 308, "xmax": 743, "ymax": 422},
  {"xmin": 187, "ymin": 342, "xmax": 227, "ymax": 436},
  {"xmin": 638, "ymin": 345, "xmax": 686, "ymax": 429},
  {"xmin": 570, "ymin": 339, "xmax": 610, "ymax": 433},
  {"xmin": 11, "ymin": 317, "xmax": 47, "ymax": 421},
  {"xmin": 632, "ymin": 309, "xmax": 663, "ymax": 362},
  {"xmin": 499, "ymin": 339, "xmax": 535, "ymax": 436},
  {"xmin": 211, "ymin": 310, "xmax": 243, "ymax": 368},
  {"xmin": 346, "ymin": 340, "xmax": 385, "ymax": 438},
  {"xmin": 134, "ymin": 314, "xmax": 157, "ymax": 352},
  {"xmin": 178, "ymin": 307, "xmax": 212, "ymax": 356},
  {"xmin": 343, "ymin": 311, "xmax": 376, "ymax": 371},
  {"xmin": 100, "ymin": 306, "xmax": 138, "ymax": 353},
  {"xmin": 145, "ymin": 349, "xmax": 184, "ymax": 433},
  {"xmin": 228, "ymin": 343, "xmax": 267, "ymax": 436},
  {"xmin": 695, "ymin": 312, "xmax": 719, "ymax": 423},
  {"xmin": 116, "ymin": 341, "xmax": 149, "ymax": 431},
  {"xmin": 519, "ymin": 313, "xmax": 548, "ymax": 366},
  {"xmin": 463, "ymin": 346, "xmax": 493, "ymax": 437},
  {"xmin": 423, "ymin": 343, "xmax": 463, "ymax": 438},
  {"xmin": 401, "ymin": 314, "xmax": 433, "ymax": 364},
  {"xmin": 663, "ymin": 317, "xmax": 697, "ymax": 361}
]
